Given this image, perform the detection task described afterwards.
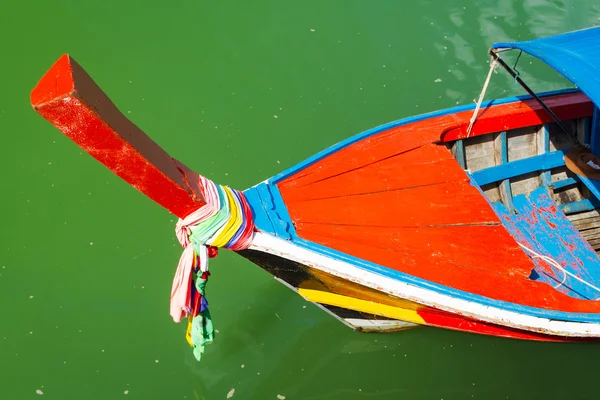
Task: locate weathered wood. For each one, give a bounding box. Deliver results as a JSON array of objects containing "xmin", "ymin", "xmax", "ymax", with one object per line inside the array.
[
  {"xmin": 493, "ymin": 131, "xmax": 514, "ymax": 211},
  {"xmin": 441, "ymin": 93, "xmax": 593, "ymax": 141},
  {"xmin": 465, "ymin": 134, "xmax": 496, "ymax": 172},
  {"xmin": 31, "ymin": 54, "xmax": 206, "ymax": 219},
  {"xmin": 567, "ymin": 209, "xmax": 600, "ymax": 222},
  {"xmin": 537, "ymin": 124, "xmax": 552, "ymax": 187},
  {"xmin": 574, "ymin": 219, "xmax": 600, "ymax": 232},
  {"xmin": 451, "ymin": 140, "xmax": 466, "ymax": 169}
]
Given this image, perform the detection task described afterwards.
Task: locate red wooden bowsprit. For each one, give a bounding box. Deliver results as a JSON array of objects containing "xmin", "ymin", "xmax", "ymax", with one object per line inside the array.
[{"xmin": 30, "ymin": 54, "xmax": 205, "ymax": 219}]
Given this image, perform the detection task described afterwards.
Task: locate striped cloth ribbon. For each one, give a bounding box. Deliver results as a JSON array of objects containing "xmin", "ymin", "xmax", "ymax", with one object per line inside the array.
[{"xmin": 170, "ymin": 174, "xmax": 254, "ymax": 360}]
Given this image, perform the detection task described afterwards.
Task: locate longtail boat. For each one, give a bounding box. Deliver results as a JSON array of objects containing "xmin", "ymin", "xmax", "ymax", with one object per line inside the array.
[{"xmin": 31, "ymin": 27, "xmax": 600, "ymax": 351}]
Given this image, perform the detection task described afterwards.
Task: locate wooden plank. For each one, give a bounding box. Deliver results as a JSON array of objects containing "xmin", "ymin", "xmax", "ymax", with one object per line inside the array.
[
  {"xmin": 279, "ymin": 144, "xmax": 467, "ymax": 203},
  {"xmin": 538, "ymin": 124, "xmax": 552, "ymax": 187},
  {"xmin": 298, "ymin": 284, "xmax": 427, "ymax": 325},
  {"xmin": 285, "ymin": 179, "xmax": 499, "ymax": 227},
  {"xmin": 465, "ymin": 134, "xmax": 496, "ymax": 172},
  {"xmin": 440, "ymin": 92, "xmax": 593, "ymax": 142},
  {"xmin": 561, "ymin": 199, "xmax": 600, "ymax": 215},
  {"xmin": 552, "ymin": 178, "xmax": 578, "ymax": 191},
  {"xmin": 508, "ymin": 127, "xmax": 539, "ymax": 161},
  {"xmin": 31, "ymin": 54, "xmax": 205, "ymax": 218},
  {"xmin": 567, "ymin": 209, "xmax": 600, "ymax": 222},
  {"xmin": 577, "ymin": 174, "xmax": 600, "ymax": 204},
  {"xmin": 296, "ymin": 222, "xmax": 531, "ymax": 276},
  {"xmin": 451, "ymin": 140, "xmax": 466, "ymax": 169},
  {"xmin": 278, "ymin": 116, "xmax": 453, "ymax": 191},
  {"xmin": 579, "ymin": 231, "xmax": 600, "ymax": 241},
  {"xmin": 573, "ymin": 219, "xmax": 600, "ymax": 232},
  {"xmin": 493, "ymin": 131, "xmax": 514, "ymax": 212},
  {"xmin": 472, "ymin": 149, "xmax": 568, "ymax": 186},
  {"xmin": 521, "ymin": 189, "xmax": 600, "ymax": 298}
]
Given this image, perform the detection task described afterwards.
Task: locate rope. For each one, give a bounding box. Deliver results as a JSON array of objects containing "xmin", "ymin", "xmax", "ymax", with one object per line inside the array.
[
  {"xmin": 518, "ymin": 243, "xmax": 600, "ymax": 296},
  {"xmin": 170, "ymin": 174, "xmax": 255, "ymax": 360},
  {"xmin": 466, "ymin": 57, "xmax": 498, "ymax": 137}
]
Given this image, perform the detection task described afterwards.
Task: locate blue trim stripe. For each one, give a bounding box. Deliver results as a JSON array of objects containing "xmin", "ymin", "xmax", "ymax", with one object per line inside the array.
[
  {"xmin": 552, "ymin": 177, "xmax": 578, "ymax": 191},
  {"xmin": 256, "ymin": 183, "xmax": 293, "ymax": 240},
  {"xmin": 244, "ymin": 186, "xmax": 277, "ymax": 236},
  {"xmin": 472, "ymin": 149, "xmax": 568, "ymax": 186},
  {"xmin": 561, "ymin": 198, "xmax": 600, "ymax": 214},
  {"xmin": 578, "ymin": 174, "xmax": 600, "ymax": 203},
  {"xmin": 454, "ymin": 140, "xmax": 466, "ymax": 169},
  {"xmin": 270, "ymin": 88, "xmax": 581, "ymax": 184}
]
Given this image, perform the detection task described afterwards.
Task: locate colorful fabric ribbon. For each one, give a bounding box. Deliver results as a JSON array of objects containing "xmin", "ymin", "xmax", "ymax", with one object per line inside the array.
[{"xmin": 170, "ymin": 174, "xmax": 254, "ymax": 360}]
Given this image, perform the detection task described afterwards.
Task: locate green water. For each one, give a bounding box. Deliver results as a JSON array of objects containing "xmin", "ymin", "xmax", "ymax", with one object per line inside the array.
[{"xmin": 2, "ymin": 1, "xmax": 600, "ymax": 398}]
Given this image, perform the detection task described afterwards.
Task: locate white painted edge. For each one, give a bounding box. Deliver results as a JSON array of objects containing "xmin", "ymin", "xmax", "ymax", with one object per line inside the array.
[
  {"xmin": 249, "ymin": 232, "xmax": 600, "ymax": 337},
  {"xmin": 345, "ymin": 318, "xmax": 418, "ymax": 330}
]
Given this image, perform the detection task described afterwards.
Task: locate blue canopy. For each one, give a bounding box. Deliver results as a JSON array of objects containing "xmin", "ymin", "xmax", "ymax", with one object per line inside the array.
[{"xmin": 492, "ymin": 27, "xmax": 600, "ymax": 107}]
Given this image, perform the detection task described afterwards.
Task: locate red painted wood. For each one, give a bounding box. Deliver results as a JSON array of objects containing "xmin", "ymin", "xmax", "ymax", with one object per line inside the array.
[
  {"xmin": 416, "ymin": 307, "xmax": 596, "ymax": 342},
  {"xmin": 279, "ymin": 115, "xmax": 455, "ymax": 191},
  {"xmin": 441, "ymin": 92, "xmax": 593, "ymax": 142},
  {"xmin": 296, "ymin": 222, "xmax": 532, "ymax": 278},
  {"xmin": 31, "ymin": 54, "xmax": 205, "ymax": 219},
  {"xmin": 281, "ymin": 143, "xmax": 464, "ymax": 202},
  {"xmin": 286, "ymin": 179, "xmax": 499, "ymax": 227}
]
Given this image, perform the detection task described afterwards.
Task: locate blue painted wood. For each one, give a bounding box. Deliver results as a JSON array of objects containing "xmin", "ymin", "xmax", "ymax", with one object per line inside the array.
[
  {"xmin": 454, "ymin": 140, "xmax": 466, "ymax": 169},
  {"xmin": 243, "ymin": 186, "xmax": 277, "ymax": 236},
  {"xmin": 552, "ymin": 177, "xmax": 578, "ymax": 191},
  {"xmin": 590, "ymin": 107, "xmax": 600, "ymax": 155},
  {"xmin": 561, "ymin": 198, "xmax": 600, "ymax": 214},
  {"xmin": 472, "ymin": 149, "xmax": 569, "ymax": 186},
  {"xmin": 577, "ymin": 174, "xmax": 600, "ymax": 203},
  {"xmin": 526, "ymin": 188, "xmax": 600, "ymax": 299},
  {"xmin": 539, "ymin": 125, "xmax": 552, "ymax": 187},
  {"xmin": 269, "ymin": 183, "xmax": 296, "ymax": 238},
  {"xmin": 513, "ymin": 194, "xmax": 581, "ymax": 296},
  {"xmin": 492, "ymin": 201, "xmax": 545, "ymax": 263},
  {"xmin": 255, "ymin": 183, "xmax": 293, "ymax": 240},
  {"xmin": 270, "ymin": 88, "xmax": 581, "ymax": 184},
  {"xmin": 510, "ymin": 192, "xmax": 590, "ymax": 299}
]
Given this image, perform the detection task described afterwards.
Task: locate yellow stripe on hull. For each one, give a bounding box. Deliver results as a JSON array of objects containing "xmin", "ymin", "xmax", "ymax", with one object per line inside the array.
[{"xmin": 298, "ymin": 287, "xmax": 426, "ymax": 325}]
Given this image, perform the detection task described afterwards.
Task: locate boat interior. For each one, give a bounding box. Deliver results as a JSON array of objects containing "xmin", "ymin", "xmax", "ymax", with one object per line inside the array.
[{"xmin": 449, "ymin": 92, "xmax": 600, "ymax": 301}]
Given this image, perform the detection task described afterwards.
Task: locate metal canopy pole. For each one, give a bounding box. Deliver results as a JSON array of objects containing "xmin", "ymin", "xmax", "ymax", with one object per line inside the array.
[{"xmin": 489, "ymin": 49, "xmax": 586, "ymax": 148}]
